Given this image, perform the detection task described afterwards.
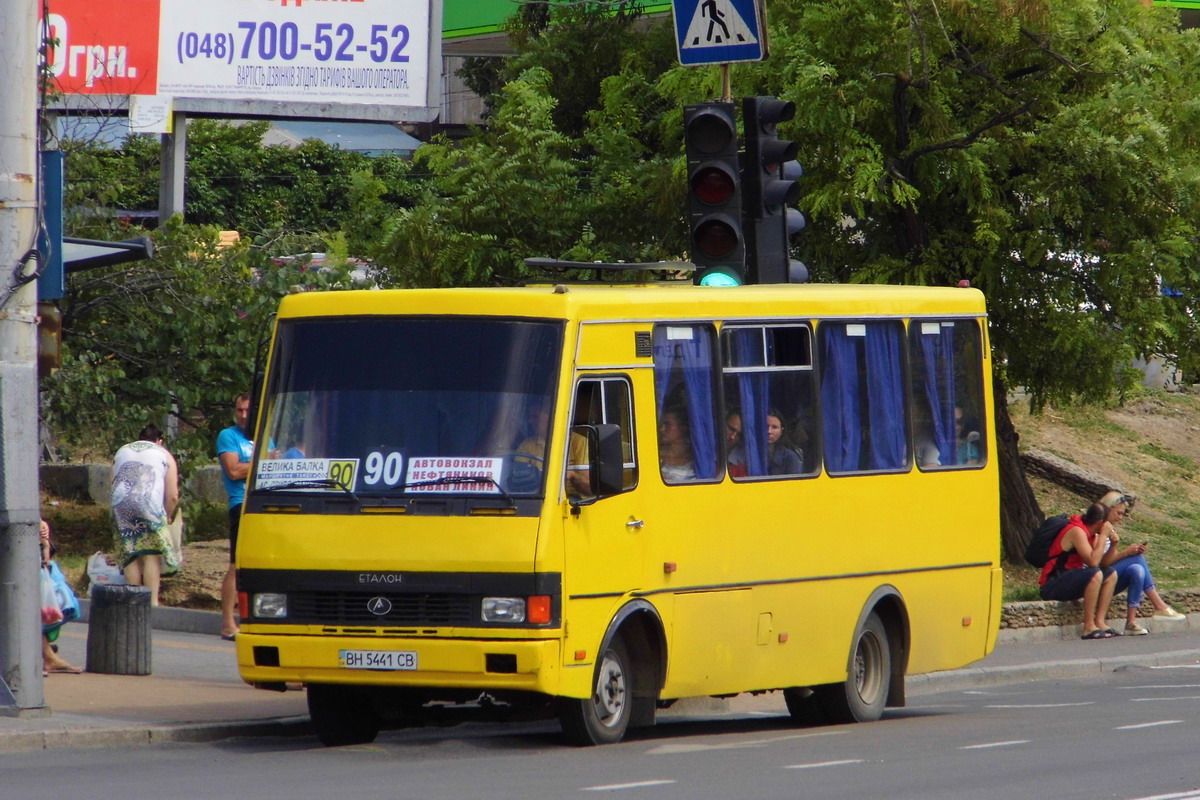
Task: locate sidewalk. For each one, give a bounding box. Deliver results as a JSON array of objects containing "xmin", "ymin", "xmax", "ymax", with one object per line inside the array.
[{"xmin": 1, "ymin": 611, "xmax": 1197, "ymax": 753}]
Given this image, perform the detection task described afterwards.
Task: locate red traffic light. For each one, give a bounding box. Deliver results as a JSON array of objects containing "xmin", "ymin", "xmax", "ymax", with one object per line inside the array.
[
  {"xmin": 694, "ymin": 216, "xmax": 740, "ymax": 258},
  {"xmin": 691, "ymin": 163, "xmax": 737, "ymax": 205}
]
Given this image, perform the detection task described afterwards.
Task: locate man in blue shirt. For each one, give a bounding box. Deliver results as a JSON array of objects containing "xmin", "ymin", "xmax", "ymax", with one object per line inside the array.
[{"xmin": 216, "ymin": 393, "xmax": 253, "ymax": 640}]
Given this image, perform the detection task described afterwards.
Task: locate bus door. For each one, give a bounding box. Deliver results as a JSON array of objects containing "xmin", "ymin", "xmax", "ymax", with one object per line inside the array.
[{"xmin": 561, "ymin": 375, "xmax": 650, "ymax": 637}]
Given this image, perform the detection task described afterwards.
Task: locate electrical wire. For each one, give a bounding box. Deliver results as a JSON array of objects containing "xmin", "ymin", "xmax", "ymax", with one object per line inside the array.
[{"xmin": 0, "ymin": 0, "xmax": 54, "ymax": 312}]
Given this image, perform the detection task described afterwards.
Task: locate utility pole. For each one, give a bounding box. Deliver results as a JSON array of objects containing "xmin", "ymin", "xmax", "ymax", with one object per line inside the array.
[{"xmin": 0, "ymin": 0, "xmax": 46, "ymax": 715}]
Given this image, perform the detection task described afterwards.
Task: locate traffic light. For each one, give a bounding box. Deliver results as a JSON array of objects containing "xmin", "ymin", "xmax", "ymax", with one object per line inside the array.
[
  {"xmin": 742, "ymin": 96, "xmax": 808, "ymax": 284},
  {"xmin": 684, "ymin": 102, "xmax": 745, "ymax": 286}
]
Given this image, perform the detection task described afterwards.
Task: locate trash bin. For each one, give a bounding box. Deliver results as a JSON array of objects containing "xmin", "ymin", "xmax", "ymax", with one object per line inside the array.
[{"xmin": 86, "ymin": 584, "xmax": 151, "ymax": 675}]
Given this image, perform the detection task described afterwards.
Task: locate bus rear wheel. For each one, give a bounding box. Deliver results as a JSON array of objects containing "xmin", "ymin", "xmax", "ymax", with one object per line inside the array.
[
  {"xmin": 307, "ymin": 684, "xmax": 380, "ymax": 747},
  {"xmin": 557, "ymin": 637, "xmax": 632, "ymax": 746},
  {"xmin": 815, "ymin": 611, "xmax": 891, "ymax": 724}
]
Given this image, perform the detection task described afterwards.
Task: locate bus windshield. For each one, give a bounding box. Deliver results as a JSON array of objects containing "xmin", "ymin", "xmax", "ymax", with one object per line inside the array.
[{"xmin": 255, "ymin": 316, "xmax": 564, "ymax": 499}]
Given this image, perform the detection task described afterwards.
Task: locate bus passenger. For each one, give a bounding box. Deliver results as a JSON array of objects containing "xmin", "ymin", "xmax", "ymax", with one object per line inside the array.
[
  {"xmin": 725, "ymin": 411, "xmax": 746, "ymax": 478},
  {"xmin": 955, "ymin": 406, "xmax": 980, "ymax": 465},
  {"xmin": 658, "ymin": 407, "xmax": 696, "ymax": 483},
  {"xmin": 1039, "ymin": 503, "xmax": 1120, "ymax": 639},
  {"xmin": 765, "ymin": 410, "xmax": 803, "ymax": 475}
]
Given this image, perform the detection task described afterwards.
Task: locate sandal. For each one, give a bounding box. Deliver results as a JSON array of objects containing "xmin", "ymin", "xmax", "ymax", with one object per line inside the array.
[
  {"xmin": 1105, "ymin": 628, "xmax": 1122, "ymax": 637},
  {"xmin": 1081, "ymin": 629, "xmax": 1110, "ymax": 640}
]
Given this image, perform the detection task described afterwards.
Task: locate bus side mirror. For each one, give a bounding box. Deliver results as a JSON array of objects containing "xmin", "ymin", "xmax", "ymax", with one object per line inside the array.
[
  {"xmin": 591, "ymin": 423, "xmax": 624, "ymax": 496},
  {"xmin": 571, "ymin": 423, "xmax": 624, "ymax": 500}
]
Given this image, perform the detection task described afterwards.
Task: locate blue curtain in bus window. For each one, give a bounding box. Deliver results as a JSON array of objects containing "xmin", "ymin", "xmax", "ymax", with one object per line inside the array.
[
  {"xmin": 729, "ymin": 329, "xmax": 768, "ymax": 476},
  {"xmin": 820, "ymin": 326, "xmax": 861, "ymax": 472},
  {"xmin": 865, "ymin": 323, "xmax": 906, "ymax": 470},
  {"xmin": 653, "ymin": 327, "xmax": 719, "ymax": 479},
  {"xmin": 918, "ymin": 324, "xmax": 957, "ymax": 465}
]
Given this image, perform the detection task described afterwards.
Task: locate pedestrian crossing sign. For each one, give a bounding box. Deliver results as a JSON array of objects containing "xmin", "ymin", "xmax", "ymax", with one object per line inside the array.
[{"xmin": 672, "ymin": 0, "xmax": 766, "ymax": 66}]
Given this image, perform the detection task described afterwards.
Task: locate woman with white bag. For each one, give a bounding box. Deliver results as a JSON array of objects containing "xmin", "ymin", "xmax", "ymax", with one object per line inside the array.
[{"xmin": 110, "ymin": 423, "xmax": 181, "ymax": 605}]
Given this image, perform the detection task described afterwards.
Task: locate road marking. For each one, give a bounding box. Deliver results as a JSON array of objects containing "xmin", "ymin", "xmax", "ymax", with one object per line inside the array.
[
  {"xmin": 1130, "ymin": 696, "xmax": 1200, "ymax": 702},
  {"xmin": 648, "ymin": 730, "xmax": 844, "ymax": 755},
  {"xmin": 582, "ymin": 780, "xmax": 676, "ymax": 792},
  {"xmin": 1125, "ymin": 790, "xmax": 1200, "ymax": 800},
  {"xmin": 783, "ymin": 759, "xmax": 864, "ymax": 770},
  {"xmin": 1115, "ymin": 720, "xmax": 1182, "ymax": 730},
  {"xmin": 959, "ymin": 740, "xmax": 1030, "ymax": 750},
  {"xmin": 985, "ymin": 702, "xmax": 1094, "ymax": 709}
]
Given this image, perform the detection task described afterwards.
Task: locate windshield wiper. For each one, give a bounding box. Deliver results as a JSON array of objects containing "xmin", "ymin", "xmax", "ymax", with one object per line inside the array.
[
  {"xmin": 258, "ymin": 479, "xmax": 360, "ymax": 504},
  {"xmin": 404, "ymin": 475, "xmax": 514, "ymax": 506}
]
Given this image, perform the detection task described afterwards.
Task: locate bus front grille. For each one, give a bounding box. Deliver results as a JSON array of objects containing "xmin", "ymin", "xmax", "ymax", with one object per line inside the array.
[{"xmin": 289, "ymin": 592, "xmax": 476, "ymax": 625}]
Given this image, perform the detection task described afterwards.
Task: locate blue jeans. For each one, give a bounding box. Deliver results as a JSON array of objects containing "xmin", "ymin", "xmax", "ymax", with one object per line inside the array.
[{"xmin": 1112, "ymin": 554, "xmax": 1155, "ymax": 608}]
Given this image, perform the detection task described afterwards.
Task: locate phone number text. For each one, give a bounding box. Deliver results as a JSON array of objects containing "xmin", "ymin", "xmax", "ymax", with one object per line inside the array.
[{"xmin": 175, "ymin": 21, "xmax": 411, "ymax": 66}]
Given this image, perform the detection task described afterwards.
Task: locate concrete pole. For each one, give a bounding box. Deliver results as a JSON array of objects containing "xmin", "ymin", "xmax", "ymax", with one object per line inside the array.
[
  {"xmin": 158, "ymin": 111, "xmax": 187, "ymax": 222},
  {"xmin": 0, "ymin": 0, "xmax": 46, "ymax": 715}
]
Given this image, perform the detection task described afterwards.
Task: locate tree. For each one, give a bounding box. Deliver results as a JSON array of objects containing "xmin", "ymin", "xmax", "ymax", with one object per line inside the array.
[
  {"xmin": 749, "ymin": 0, "xmax": 1200, "ymax": 557},
  {"xmin": 361, "ymin": 0, "xmax": 1200, "ymax": 559},
  {"xmin": 41, "ymin": 219, "xmax": 358, "ymax": 473}
]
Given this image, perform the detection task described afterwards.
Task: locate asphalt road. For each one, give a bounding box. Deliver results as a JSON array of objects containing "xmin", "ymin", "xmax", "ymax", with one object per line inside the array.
[{"xmin": 5, "ymin": 661, "xmax": 1200, "ymax": 800}]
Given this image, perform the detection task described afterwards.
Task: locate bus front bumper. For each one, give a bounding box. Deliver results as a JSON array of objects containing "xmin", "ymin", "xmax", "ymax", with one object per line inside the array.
[{"xmin": 236, "ymin": 630, "xmax": 566, "ymax": 696}]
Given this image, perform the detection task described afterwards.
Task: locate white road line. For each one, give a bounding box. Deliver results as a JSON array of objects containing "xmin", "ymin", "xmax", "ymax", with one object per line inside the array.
[
  {"xmin": 959, "ymin": 740, "xmax": 1030, "ymax": 750},
  {"xmin": 783, "ymin": 759, "xmax": 865, "ymax": 770},
  {"xmin": 1130, "ymin": 696, "xmax": 1200, "ymax": 702},
  {"xmin": 985, "ymin": 702, "xmax": 1094, "ymax": 709},
  {"xmin": 647, "ymin": 730, "xmax": 844, "ymax": 755},
  {"xmin": 1114, "ymin": 720, "xmax": 1182, "ymax": 730},
  {"xmin": 582, "ymin": 780, "xmax": 677, "ymax": 792},
  {"xmin": 1123, "ymin": 789, "xmax": 1200, "ymax": 800}
]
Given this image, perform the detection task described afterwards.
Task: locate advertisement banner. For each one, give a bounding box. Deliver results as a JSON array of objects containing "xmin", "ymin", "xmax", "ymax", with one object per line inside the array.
[
  {"xmin": 43, "ymin": 0, "xmax": 161, "ymax": 96},
  {"xmin": 158, "ymin": 0, "xmax": 430, "ymax": 108},
  {"xmin": 42, "ymin": 0, "xmax": 436, "ymax": 114}
]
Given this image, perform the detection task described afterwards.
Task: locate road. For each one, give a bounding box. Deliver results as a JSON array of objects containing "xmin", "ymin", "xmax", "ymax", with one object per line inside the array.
[{"xmin": 5, "ymin": 664, "xmax": 1200, "ymax": 800}]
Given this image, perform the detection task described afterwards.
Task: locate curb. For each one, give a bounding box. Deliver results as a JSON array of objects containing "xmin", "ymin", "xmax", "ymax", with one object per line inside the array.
[
  {"xmin": 0, "ymin": 715, "xmax": 312, "ymax": 753},
  {"xmin": 907, "ymin": 647, "xmax": 1200, "ymax": 695},
  {"xmin": 76, "ymin": 599, "xmax": 223, "ymax": 637}
]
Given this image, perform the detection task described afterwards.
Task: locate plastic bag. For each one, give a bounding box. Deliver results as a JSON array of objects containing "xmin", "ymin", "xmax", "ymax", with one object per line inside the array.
[
  {"xmin": 87, "ymin": 551, "xmax": 126, "ymax": 589},
  {"xmin": 46, "ymin": 561, "xmax": 79, "ymax": 623},
  {"xmin": 40, "ymin": 567, "xmax": 63, "ymax": 626}
]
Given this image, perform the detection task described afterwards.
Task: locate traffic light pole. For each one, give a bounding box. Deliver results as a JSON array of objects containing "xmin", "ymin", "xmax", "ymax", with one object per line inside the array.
[{"xmin": 0, "ymin": 0, "xmax": 47, "ymax": 716}]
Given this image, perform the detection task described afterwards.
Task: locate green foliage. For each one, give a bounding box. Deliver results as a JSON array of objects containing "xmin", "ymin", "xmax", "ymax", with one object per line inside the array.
[
  {"xmin": 749, "ymin": 0, "xmax": 1200, "ymax": 410},
  {"xmin": 60, "ymin": 119, "xmax": 417, "ymax": 237},
  {"xmin": 42, "ymin": 218, "xmax": 357, "ymax": 474}
]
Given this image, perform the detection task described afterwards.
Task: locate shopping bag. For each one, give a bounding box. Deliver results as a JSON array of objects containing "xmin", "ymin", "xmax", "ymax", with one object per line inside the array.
[
  {"xmin": 46, "ymin": 560, "xmax": 79, "ymax": 623},
  {"xmin": 40, "ymin": 567, "xmax": 63, "ymax": 627},
  {"xmin": 87, "ymin": 551, "xmax": 126, "ymax": 589}
]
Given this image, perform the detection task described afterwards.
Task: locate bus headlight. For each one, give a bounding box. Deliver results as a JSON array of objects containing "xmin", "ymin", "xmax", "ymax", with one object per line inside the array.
[
  {"xmin": 482, "ymin": 597, "xmax": 525, "ymax": 623},
  {"xmin": 252, "ymin": 593, "xmax": 288, "ymax": 619}
]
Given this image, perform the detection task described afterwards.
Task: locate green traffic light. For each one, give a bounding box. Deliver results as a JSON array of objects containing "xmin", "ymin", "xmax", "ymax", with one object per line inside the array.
[{"xmin": 695, "ymin": 267, "xmax": 743, "ymax": 287}]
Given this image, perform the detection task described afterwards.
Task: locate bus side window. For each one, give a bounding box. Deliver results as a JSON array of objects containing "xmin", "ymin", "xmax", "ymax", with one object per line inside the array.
[
  {"xmin": 652, "ymin": 325, "xmax": 721, "ymax": 484},
  {"xmin": 721, "ymin": 324, "xmax": 817, "ymax": 480},
  {"xmin": 568, "ymin": 377, "xmax": 638, "ymax": 498},
  {"xmin": 819, "ymin": 320, "xmax": 908, "ymax": 474},
  {"xmin": 908, "ymin": 319, "xmax": 986, "ymax": 469}
]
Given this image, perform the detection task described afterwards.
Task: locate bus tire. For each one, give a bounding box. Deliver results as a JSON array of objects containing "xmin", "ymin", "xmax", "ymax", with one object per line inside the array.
[
  {"xmin": 307, "ymin": 684, "xmax": 380, "ymax": 747},
  {"xmin": 816, "ymin": 611, "xmax": 891, "ymax": 724},
  {"xmin": 557, "ymin": 636, "xmax": 632, "ymax": 746}
]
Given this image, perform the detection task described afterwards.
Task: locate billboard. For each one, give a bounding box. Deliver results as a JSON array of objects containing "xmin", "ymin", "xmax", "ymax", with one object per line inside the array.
[{"xmin": 42, "ymin": 0, "xmax": 441, "ymax": 122}]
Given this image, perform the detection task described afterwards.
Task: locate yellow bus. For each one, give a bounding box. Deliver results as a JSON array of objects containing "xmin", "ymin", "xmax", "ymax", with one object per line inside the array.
[{"xmin": 235, "ymin": 283, "xmax": 1001, "ymax": 746}]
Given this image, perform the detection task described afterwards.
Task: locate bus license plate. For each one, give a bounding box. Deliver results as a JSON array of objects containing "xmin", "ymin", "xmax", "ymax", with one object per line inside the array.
[{"xmin": 338, "ymin": 649, "xmax": 418, "ymax": 671}]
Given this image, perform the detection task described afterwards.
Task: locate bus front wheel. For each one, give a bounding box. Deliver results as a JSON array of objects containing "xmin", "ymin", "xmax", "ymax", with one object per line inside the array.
[
  {"xmin": 307, "ymin": 684, "xmax": 380, "ymax": 747},
  {"xmin": 557, "ymin": 637, "xmax": 632, "ymax": 746},
  {"xmin": 816, "ymin": 611, "xmax": 891, "ymax": 724}
]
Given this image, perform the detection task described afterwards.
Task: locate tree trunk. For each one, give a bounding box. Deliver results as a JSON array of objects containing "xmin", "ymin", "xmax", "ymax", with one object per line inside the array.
[{"xmin": 995, "ymin": 374, "xmax": 1041, "ymax": 562}]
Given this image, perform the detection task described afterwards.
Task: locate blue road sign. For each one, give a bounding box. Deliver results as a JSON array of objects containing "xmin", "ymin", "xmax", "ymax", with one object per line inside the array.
[{"xmin": 672, "ymin": 0, "xmax": 765, "ymax": 66}]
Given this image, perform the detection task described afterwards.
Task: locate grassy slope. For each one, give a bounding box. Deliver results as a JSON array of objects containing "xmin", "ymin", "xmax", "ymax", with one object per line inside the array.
[{"xmin": 1004, "ymin": 388, "xmax": 1200, "ymax": 602}]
